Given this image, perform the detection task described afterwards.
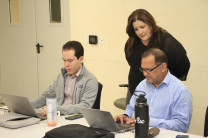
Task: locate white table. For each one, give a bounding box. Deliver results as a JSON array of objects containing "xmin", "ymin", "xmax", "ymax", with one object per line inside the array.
[{"xmin": 0, "ymin": 115, "xmax": 205, "ymax": 138}]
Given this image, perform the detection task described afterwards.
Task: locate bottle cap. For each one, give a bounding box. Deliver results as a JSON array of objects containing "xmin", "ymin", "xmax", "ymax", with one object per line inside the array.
[
  {"xmin": 46, "ymin": 90, "xmax": 56, "ymax": 98},
  {"xmin": 136, "ymin": 94, "xmax": 147, "ymax": 103}
]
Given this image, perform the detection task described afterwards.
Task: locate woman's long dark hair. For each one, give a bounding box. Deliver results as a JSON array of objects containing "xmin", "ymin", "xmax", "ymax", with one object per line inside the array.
[{"xmin": 126, "ymin": 9, "xmax": 166, "ymax": 56}]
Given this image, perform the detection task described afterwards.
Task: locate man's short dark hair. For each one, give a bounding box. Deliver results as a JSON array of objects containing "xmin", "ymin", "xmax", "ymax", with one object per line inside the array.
[
  {"xmin": 141, "ymin": 48, "xmax": 168, "ymax": 65},
  {"xmin": 62, "ymin": 41, "xmax": 84, "ymax": 59}
]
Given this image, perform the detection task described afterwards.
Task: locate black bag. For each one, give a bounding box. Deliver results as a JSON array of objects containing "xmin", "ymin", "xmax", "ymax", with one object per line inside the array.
[{"xmin": 43, "ymin": 124, "xmax": 115, "ymax": 138}]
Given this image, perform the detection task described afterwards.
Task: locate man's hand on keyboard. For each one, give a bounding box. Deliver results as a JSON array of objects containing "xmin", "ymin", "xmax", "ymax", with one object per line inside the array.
[
  {"xmin": 126, "ymin": 116, "xmax": 135, "ymax": 126},
  {"xmin": 114, "ymin": 114, "xmax": 130, "ymax": 124}
]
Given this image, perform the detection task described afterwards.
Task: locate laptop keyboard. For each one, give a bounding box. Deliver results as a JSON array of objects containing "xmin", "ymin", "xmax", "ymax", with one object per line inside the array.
[{"xmin": 117, "ymin": 123, "xmax": 133, "ymax": 130}]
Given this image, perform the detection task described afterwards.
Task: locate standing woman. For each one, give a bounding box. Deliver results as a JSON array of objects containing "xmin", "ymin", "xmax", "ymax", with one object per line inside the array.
[{"xmin": 125, "ymin": 9, "xmax": 190, "ymax": 104}]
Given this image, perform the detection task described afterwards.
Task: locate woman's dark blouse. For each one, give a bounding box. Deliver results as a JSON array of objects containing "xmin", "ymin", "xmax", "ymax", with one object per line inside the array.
[{"xmin": 125, "ymin": 33, "xmax": 190, "ymax": 95}]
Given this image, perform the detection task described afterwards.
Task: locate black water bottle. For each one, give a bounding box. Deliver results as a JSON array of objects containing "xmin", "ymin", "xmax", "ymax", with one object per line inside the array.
[{"xmin": 135, "ymin": 94, "xmax": 149, "ymax": 138}]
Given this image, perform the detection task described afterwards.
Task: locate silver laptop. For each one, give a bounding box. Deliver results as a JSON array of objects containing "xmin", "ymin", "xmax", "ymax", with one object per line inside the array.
[
  {"xmin": 1, "ymin": 94, "xmax": 46, "ymax": 120},
  {"xmin": 79, "ymin": 107, "xmax": 134, "ymax": 133}
]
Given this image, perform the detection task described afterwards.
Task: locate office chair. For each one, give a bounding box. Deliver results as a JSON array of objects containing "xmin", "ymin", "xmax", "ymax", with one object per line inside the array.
[
  {"xmin": 204, "ymin": 106, "xmax": 208, "ymax": 137},
  {"xmin": 92, "ymin": 82, "xmax": 103, "ymax": 110},
  {"xmin": 113, "ymin": 84, "xmax": 128, "ymax": 110}
]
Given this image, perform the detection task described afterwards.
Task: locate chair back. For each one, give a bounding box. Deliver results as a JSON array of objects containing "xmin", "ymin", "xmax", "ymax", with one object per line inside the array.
[
  {"xmin": 92, "ymin": 82, "xmax": 103, "ymax": 110},
  {"xmin": 204, "ymin": 106, "xmax": 208, "ymax": 137}
]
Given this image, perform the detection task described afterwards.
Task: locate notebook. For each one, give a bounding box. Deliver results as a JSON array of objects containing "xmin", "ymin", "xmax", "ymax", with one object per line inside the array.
[
  {"xmin": 78, "ymin": 107, "xmax": 134, "ymax": 133},
  {"xmin": 1, "ymin": 94, "xmax": 46, "ymax": 120}
]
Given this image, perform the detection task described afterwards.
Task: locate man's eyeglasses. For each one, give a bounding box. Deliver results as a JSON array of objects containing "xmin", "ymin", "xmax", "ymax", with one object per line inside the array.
[{"xmin": 139, "ymin": 63, "xmax": 162, "ymax": 74}]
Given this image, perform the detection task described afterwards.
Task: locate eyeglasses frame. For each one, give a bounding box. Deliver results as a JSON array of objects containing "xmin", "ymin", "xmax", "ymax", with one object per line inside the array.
[{"xmin": 139, "ymin": 63, "xmax": 162, "ymax": 74}]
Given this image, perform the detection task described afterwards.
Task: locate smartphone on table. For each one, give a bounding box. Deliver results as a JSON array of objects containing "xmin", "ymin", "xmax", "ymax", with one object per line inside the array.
[
  {"xmin": 176, "ymin": 135, "xmax": 189, "ymax": 138},
  {"xmin": 65, "ymin": 113, "xmax": 83, "ymax": 120}
]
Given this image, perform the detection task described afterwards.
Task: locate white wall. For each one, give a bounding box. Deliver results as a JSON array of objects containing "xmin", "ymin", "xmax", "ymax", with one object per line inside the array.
[{"xmin": 69, "ymin": 0, "xmax": 208, "ymax": 136}]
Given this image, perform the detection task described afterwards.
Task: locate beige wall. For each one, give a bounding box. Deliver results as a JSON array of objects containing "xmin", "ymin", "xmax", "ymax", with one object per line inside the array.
[{"xmin": 69, "ymin": 0, "xmax": 208, "ymax": 136}]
